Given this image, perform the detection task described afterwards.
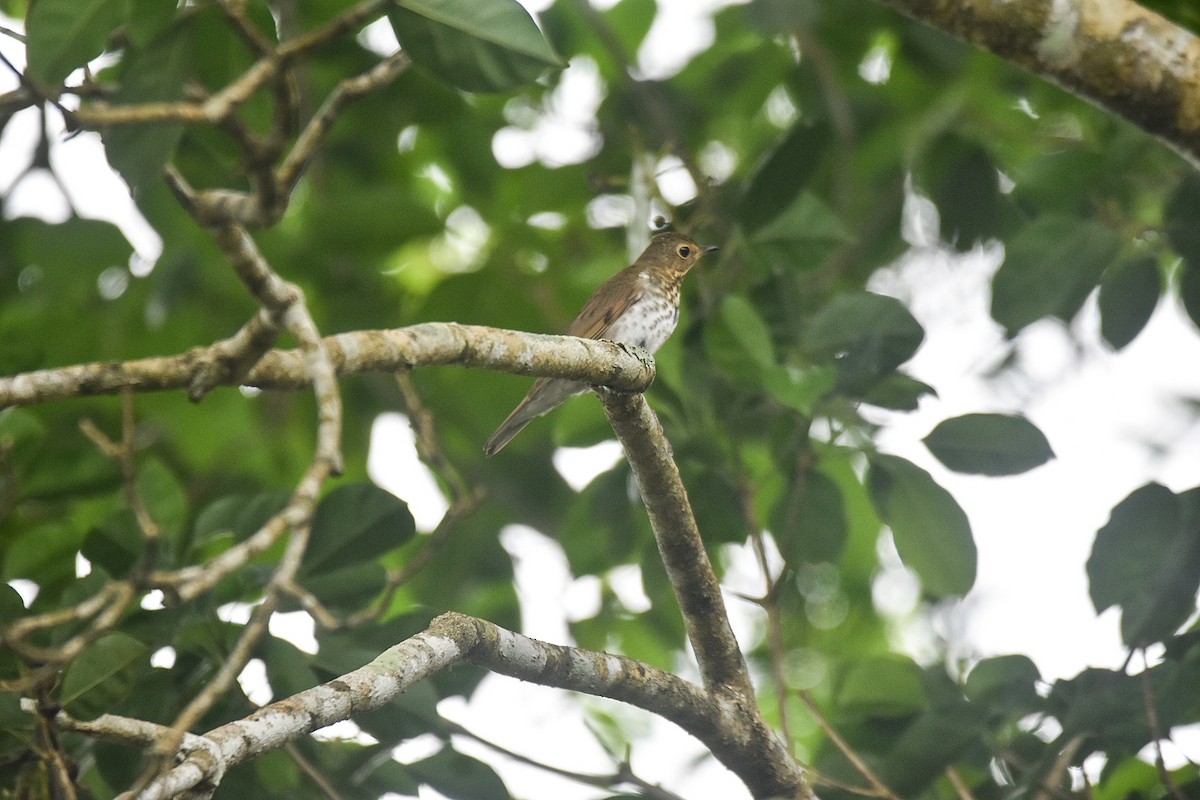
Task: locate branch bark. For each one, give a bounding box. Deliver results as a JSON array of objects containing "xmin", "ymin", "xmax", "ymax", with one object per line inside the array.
[
  {"xmin": 107, "ymin": 612, "xmax": 806, "ymax": 800},
  {"xmin": 872, "ymin": 0, "xmax": 1200, "ymax": 170},
  {"xmin": 0, "ymin": 324, "xmax": 658, "ymax": 409}
]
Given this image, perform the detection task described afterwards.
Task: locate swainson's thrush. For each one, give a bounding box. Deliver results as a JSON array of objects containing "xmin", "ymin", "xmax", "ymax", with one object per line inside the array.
[{"xmin": 484, "ymin": 231, "xmax": 717, "ymax": 456}]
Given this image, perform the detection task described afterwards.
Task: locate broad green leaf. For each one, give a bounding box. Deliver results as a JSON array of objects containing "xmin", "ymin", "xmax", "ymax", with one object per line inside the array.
[
  {"xmin": 0, "ymin": 407, "xmax": 45, "ymax": 470},
  {"xmin": 862, "ymin": 373, "xmax": 937, "ymax": 411},
  {"xmin": 747, "ymin": 191, "xmax": 852, "ymax": 269},
  {"xmin": 81, "ymin": 510, "xmax": 144, "ymax": 577},
  {"xmin": 1165, "ymin": 173, "xmax": 1200, "ymax": 264},
  {"xmin": 1098, "ymin": 256, "xmax": 1160, "ymax": 349},
  {"xmin": 304, "ymin": 482, "xmax": 416, "ymax": 575},
  {"xmin": 763, "ymin": 364, "xmax": 837, "ymax": 414},
  {"xmin": 922, "ymin": 413, "xmax": 1055, "ymax": 475},
  {"xmin": 409, "ymin": 748, "xmax": 512, "ymax": 800},
  {"xmin": 837, "ymin": 655, "xmax": 927, "ymax": 718},
  {"xmin": 390, "ymin": 0, "xmax": 563, "ymax": 92},
  {"xmin": 136, "ymin": 457, "xmax": 188, "ymax": 540},
  {"xmin": 964, "ymin": 654, "xmax": 1041, "ymax": 712},
  {"xmin": 26, "ymin": 0, "xmax": 128, "ymax": 86},
  {"xmin": 102, "ymin": 24, "xmax": 189, "ymax": 193},
  {"xmin": 719, "ymin": 294, "xmax": 775, "ymax": 371},
  {"xmin": 991, "ymin": 217, "xmax": 1122, "ymax": 336},
  {"xmin": 1087, "ymin": 484, "xmax": 1200, "ymax": 646},
  {"xmin": 1180, "ymin": 260, "xmax": 1200, "ymax": 333},
  {"xmin": 771, "ymin": 467, "xmax": 848, "ymax": 565},
  {"xmin": 738, "ymin": 122, "xmax": 830, "ymax": 233},
  {"xmin": 61, "ymin": 633, "xmax": 150, "ymax": 720},
  {"xmin": 299, "ymin": 561, "xmax": 389, "ymax": 612},
  {"xmin": 878, "ymin": 702, "xmax": 982, "ymax": 795},
  {"xmin": 805, "ymin": 292, "xmax": 925, "ymax": 392},
  {"xmin": 867, "ymin": 454, "xmax": 976, "ymax": 596}
]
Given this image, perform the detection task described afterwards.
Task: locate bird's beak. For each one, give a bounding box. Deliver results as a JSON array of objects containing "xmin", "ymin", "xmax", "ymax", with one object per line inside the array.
[{"xmin": 704, "ymin": 245, "xmax": 720, "ymax": 254}]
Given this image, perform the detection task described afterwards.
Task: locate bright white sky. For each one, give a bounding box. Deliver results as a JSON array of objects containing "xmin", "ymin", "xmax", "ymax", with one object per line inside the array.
[{"xmin": 4, "ymin": 2, "xmax": 1200, "ymax": 798}]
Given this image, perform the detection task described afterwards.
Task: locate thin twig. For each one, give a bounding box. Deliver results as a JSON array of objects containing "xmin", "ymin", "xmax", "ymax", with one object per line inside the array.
[{"xmin": 800, "ymin": 690, "xmax": 901, "ymax": 800}]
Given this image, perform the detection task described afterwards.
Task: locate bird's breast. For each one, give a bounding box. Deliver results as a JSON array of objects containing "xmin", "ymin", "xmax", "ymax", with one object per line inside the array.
[{"xmin": 603, "ymin": 293, "xmax": 679, "ymax": 353}]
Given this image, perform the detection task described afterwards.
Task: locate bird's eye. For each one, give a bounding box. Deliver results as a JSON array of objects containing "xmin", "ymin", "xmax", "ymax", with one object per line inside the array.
[{"xmin": 678, "ymin": 245, "xmax": 691, "ymax": 258}]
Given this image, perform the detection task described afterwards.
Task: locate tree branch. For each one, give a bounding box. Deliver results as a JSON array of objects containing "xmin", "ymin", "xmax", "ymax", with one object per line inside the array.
[
  {"xmin": 0, "ymin": 324, "xmax": 658, "ymax": 409},
  {"xmin": 104, "ymin": 612, "xmax": 807, "ymax": 800},
  {"xmin": 872, "ymin": 0, "xmax": 1200, "ymax": 170}
]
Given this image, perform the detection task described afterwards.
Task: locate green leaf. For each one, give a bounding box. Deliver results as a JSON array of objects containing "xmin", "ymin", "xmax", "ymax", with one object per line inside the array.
[
  {"xmin": 964, "ymin": 654, "xmax": 1041, "ymax": 713},
  {"xmin": 61, "ymin": 633, "xmax": 150, "ymax": 720},
  {"xmin": 26, "ymin": 0, "xmax": 129, "ymax": 86},
  {"xmin": 0, "ymin": 407, "xmax": 46, "ymax": 471},
  {"xmin": 862, "ymin": 373, "xmax": 937, "ymax": 412},
  {"xmin": 1180, "ymin": 259, "xmax": 1200, "ymax": 333},
  {"xmin": 102, "ymin": 24, "xmax": 189, "ymax": 193},
  {"xmin": 409, "ymin": 748, "xmax": 512, "ymax": 800},
  {"xmin": 922, "ymin": 413, "xmax": 1055, "ymax": 476},
  {"xmin": 1098, "ymin": 256, "xmax": 1160, "ymax": 349},
  {"xmin": 867, "ymin": 454, "xmax": 976, "ymax": 596},
  {"xmin": 1087, "ymin": 484, "xmax": 1200, "ymax": 646},
  {"xmin": 1166, "ymin": 173, "xmax": 1200, "ymax": 264},
  {"xmin": 738, "ymin": 122, "xmax": 830, "ymax": 234},
  {"xmin": 82, "ymin": 510, "xmax": 144, "ymax": 577},
  {"xmin": 304, "ymin": 482, "xmax": 416, "ymax": 575},
  {"xmin": 804, "ymin": 292, "xmax": 925, "ymax": 392},
  {"xmin": 771, "ymin": 467, "xmax": 848, "ymax": 565},
  {"xmin": 747, "ymin": 191, "xmax": 853, "ymax": 268},
  {"xmin": 763, "ymin": 364, "xmax": 837, "ymax": 414},
  {"xmin": 390, "ymin": 0, "xmax": 563, "ymax": 92},
  {"xmin": 878, "ymin": 702, "xmax": 982, "ymax": 795},
  {"xmin": 991, "ymin": 217, "xmax": 1122, "ymax": 336},
  {"xmin": 837, "ymin": 656, "xmax": 927, "ymax": 718},
  {"xmin": 719, "ymin": 294, "xmax": 775, "ymax": 370},
  {"xmin": 136, "ymin": 457, "xmax": 188, "ymax": 540},
  {"xmin": 300, "ymin": 561, "xmax": 389, "ymax": 612}
]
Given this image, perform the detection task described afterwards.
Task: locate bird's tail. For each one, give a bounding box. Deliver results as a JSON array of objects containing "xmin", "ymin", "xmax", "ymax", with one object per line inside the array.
[
  {"xmin": 483, "ymin": 410, "xmax": 534, "ymax": 457},
  {"xmin": 484, "ymin": 377, "xmax": 583, "ymax": 456}
]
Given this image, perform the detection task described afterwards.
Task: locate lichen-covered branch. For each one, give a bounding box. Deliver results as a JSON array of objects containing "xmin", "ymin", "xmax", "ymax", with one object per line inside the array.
[
  {"xmin": 105, "ymin": 612, "xmax": 806, "ymax": 800},
  {"xmin": 0, "ymin": 324, "xmax": 658, "ymax": 409},
  {"xmin": 872, "ymin": 0, "xmax": 1200, "ymax": 170}
]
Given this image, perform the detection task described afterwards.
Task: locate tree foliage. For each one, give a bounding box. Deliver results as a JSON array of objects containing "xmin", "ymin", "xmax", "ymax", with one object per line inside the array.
[{"xmin": 2, "ymin": 0, "xmax": 1200, "ymax": 798}]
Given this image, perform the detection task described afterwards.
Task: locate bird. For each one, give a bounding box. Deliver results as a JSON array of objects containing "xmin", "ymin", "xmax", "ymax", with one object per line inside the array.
[{"xmin": 484, "ymin": 231, "xmax": 718, "ymax": 456}]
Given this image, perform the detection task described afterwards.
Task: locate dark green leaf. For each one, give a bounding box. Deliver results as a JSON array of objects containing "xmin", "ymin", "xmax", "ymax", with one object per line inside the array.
[
  {"xmin": 61, "ymin": 633, "xmax": 150, "ymax": 720},
  {"xmin": 772, "ymin": 468, "xmax": 848, "ymax": 565},
  {"xmin": 82, "ymin": 511, "xmax": 144, "ymax": 577},
  {"xmin": 862, "ymin": 373, "xmax": 937, "ymax": 412},
  {"xmin": 738, "ymin": 122, "xmax": 829, "ymax": 233},
  {"xmin": 1098, "ymin": 255, "xmax": 1160, "ymax": 349},
  {"xmin": 703, "ymin": 294, "xmax": 776, "ymax": 384},
  {"xmin": 747, "ymin": 191, "xmax": 853, "ymax": 267},
  {"xmin": 1166, "ymin": 173, "xmax": 1200, "ymax": 264},
  {"xmin": 965, "ymin": 654, "xmax": 1041, "ymax": 713},
  {"xmin": 805, "ymin": 292, "xmax": 925, "ymax": 391},
  {"xmin": 837, "ymin": 655, "xmax": 927, "ymax": 718},
  {"xmin": 991, "ymin": 217, "xmax": 1122, "ymax": 336},
  {"xmin": 102, "ymin": 24, "xmax": 189, "ymax": 193},
  {"xmin": 0, "ymin": 407, "xmax": 45, "ymax": 471},
  {"xmin": 390, "ymin": 0, "xmax": 563, "ymax": 92},
  {"xmin": 409, "ymin": 748, "xmax": 512, "ymax": 800},
  {"xmin": 136, "ymin": 457, "xmax": 188, "ymax": 540},
  {"xmin": 878, "ymin": 702, "xmax": 982, "ymax": 795},
  {"xmin": 1180, "ymin": 259, "xmax": 1200, "ymax": 333},
  {"xmin": 923, "ymin": 413, "xmax": 1055, "ymax": 475},
  {"xmin": 762, "ymin": 364, "xmax": 837, "ymax": 414},
  {"xmin": 867, "ymin": 454, "xmax": 976, "ymax": 596},
  {"xmin": 26, "ymin": 0, "xmax": 128, "ymax": 86},
  {"xmin": 300, "ymin": 561, "xmax": 389, "ymax": 612},
  {"xmin": 1087, "ymin": 484, "xmax": 1200, "ymax": 646},
  {"xmin": 305, "ymin": 482, "xmax": 416, "ymax": 575}
]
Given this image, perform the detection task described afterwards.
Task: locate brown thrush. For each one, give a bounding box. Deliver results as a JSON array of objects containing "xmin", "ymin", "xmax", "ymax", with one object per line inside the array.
[{"xmin": 484, "ymin": 231, "xmax": 717, "ymax": 456}]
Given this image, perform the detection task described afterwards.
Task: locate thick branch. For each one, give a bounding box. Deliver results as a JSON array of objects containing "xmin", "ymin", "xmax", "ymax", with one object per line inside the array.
[
  {"xmin": 0, "ymin": 324, "xmax": 657, "ymax": 408},
  {"xmin": 599, "ymin": 392, "xmax": 751, "ymax": 698},
  {"xmin": 117, "ymin": 612, "xmax": 806, "ymax": 800},
  {"xmin": 872, "ymin": 0, "xmax": 1200, "ymax": 170}
]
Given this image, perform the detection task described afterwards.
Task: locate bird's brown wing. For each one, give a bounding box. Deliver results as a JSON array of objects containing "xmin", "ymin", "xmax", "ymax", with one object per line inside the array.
[{"xmin": 565, "ymin": 265, "xmax": 643, "ymax": 339}]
